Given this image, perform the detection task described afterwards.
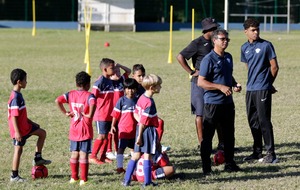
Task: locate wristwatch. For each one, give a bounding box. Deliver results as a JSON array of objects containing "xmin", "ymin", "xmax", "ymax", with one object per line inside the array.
[{"xmin": 190, "ymin": 70, "xmax": 196, "ymax": 76}]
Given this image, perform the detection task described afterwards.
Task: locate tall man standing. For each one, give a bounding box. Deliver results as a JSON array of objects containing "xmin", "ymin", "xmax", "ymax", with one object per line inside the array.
[
  {"xmin": 241, "ymin": 18, "xmax": 279, "ymax": 163},
  {"xmin": 198, "ymin": 29, "xmax": 242, "ymax": 174},
  {"xmin": 176, "ymin": 18, "xmax": 223, "ymax": 150}
]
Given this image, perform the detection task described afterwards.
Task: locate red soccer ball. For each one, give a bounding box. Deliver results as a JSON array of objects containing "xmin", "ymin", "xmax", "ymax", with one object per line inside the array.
[
  {"xmin": 213, "ymin": 150, "xmax": 225, "ymax": 166},
  {"xmin": 31, "ymin": 165, "xmax": 48, "ymax": 179}
]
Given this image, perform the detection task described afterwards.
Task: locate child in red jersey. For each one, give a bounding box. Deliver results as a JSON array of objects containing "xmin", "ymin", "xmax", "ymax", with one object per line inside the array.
[
  {"xmin": 123, "ymin": 74, "xmax": 162, "ymax": 187},
  {"xmin": 106, "ymin": 63, "xmax": 131, "ymax": 160},
  {"xmin": 8, "ymin": 68, "xmax": 51, "ymax": 182},
  {"xmin": 55, "ymin": 71, "xmax": 96, "ymax": 186},
  {"xmin": 89, "ymin": 58, "xmax": 116, "ymax": 164},
  {"xmin": 110, "ymin": 78, "xmax": 139, "ymax": 174}
]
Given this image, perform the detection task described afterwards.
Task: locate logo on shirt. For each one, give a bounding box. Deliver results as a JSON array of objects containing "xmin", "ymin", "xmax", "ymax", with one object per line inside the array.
[
  {"xmin": 204, "ymin": 43, "xmax": 208, "ymax": 46},
  {"xmin": 245, "ymin": 50, "xmax": 249, "ymax": 54},
  {"xmin": 255, "ymin": 48, "xmax": 261, "ymax": 53}
]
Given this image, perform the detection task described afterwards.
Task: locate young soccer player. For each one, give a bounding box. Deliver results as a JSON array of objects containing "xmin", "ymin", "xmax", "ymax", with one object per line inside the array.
[
  {"xmin": 89, "ymin": 58, "xmax": 115, "ymax": 165},
  {"xmin": 106, "ymin": 63, "xmax": 131, "ymax": 160},
  {"xmin": 110, "ymin": 78, "xmax": 138, "ymax": 174},
  {"xmin": 55, "ymin": 71, "xmax": 96, "ymax": 186},
  {"xmin": 123, "ymin": 74, "xmax": 162, "ymax": 187},
  {"xmin": 8, "ymin": 68, "xmax": 51, "ymax": 182}
]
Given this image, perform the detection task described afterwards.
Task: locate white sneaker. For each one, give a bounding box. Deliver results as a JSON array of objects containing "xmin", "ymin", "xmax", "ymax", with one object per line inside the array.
[
  {"xmin": 162, "ymin": 145, "xmax": 171, "ymax": 152},
  {"xmin": 106, "ymin": 152, "xmax": 116, "ymax": 160},
  {"xmin": 10, "ymin": 175, "xmax": 26, "ymax": 182}
]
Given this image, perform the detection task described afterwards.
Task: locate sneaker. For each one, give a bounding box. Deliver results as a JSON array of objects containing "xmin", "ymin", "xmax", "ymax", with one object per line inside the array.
[
  {"xmin": 122, "ymin": 180, "xmax": 130, "ymax": 187},
  {"xmin": 10, "ymin": 175, "xmax": 26, "ymax": 183},
  {"xmin": 89, "ymin": 157, "xmax": 105, "ymax": 165},
  {"xmin": 69, "ymin": 178, "xmax": 79, "ymax": 184},
  {"xmin": 224, "ymin": 163, "xmax": 242, "ymax": 172},
  {"xmin": 162, "ymin": 145, "xmax": 171, "ymax": 152},
  {"xmin": 116, "ymin": 167, "xmax": 126, "ymax": 174},
  {"xmin": 79, "ymin": 180, "xmax": 87, "ymax": 186},
  {"xmin": 258, "ymin": 153, "xmax": 278, "ymax": 164},
  {"xmin": 141, "ymin": 182, "xmax": 158, "ymax": 189},
  {"xmin": 32, "ymin": 158, "xmax": 52, "ymax": 166},
  {"xmin": 106, "ymin": 152, "xmax": 116, "ymax": 160},
  {"xmin": 243, "ymin": 153, "xmax": 263, "ymax": 162}
]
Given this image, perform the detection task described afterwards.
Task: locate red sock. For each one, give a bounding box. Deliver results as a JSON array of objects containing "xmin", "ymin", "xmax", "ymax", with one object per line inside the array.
[
  {"xmin": 107, "ymin": 133, "xmax": 112, "ymax": 153},
  {"xmin": 91, "ymin": 139, "xmax": 103, "ymax": 158},
  {"xmin": 70, "ymin": 158, "xmax": 79, "ymax": 180},
  {"xmin": 156, "ymin": 118, "xmax": 164, "ymax": 142},
  {"xmin": 79, "ymin": 158, "xmax": 89, "ymax": 182},
  {"xmin": 99, "ymin": 139, "xmax": 108, "ymax": 161}
]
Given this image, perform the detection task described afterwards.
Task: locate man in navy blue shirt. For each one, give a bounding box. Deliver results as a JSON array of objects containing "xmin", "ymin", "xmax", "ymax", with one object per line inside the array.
[
  {"xmin": 198, "ymin": 29, "xmax": 242, "ymax": 174},
  {"xmin": 241, "ymin": 18, "xmax": 279, "ymax": 164}
]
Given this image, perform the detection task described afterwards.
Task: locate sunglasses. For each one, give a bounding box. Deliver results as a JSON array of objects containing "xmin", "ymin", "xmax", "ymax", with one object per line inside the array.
[{"xmin": 217, "ymin": 37, "xmax": 230, "ymax": 42}]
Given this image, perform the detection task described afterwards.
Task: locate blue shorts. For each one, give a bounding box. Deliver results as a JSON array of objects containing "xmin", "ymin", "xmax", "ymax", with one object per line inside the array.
[
  {"xmin": 95, "ymin": 121, "xmax": 112, "ymax": 135},
  {"xmin": 191, "ymin": 81, "xmax": 204, "ymax": 116},
  {"xmin": 70, "ymin": 139, "xmax": 92, "ymax": 153},
  {"xmin": 134, "ymin": 126, "xmax": 157, "ymax": 155},
  {"xmin": 12, "ymin": 123, "xmax": 40, "ymax": 146},
  {"xmin": 119, "ymin": 138, "xmax": 135, "ymax": 149}
]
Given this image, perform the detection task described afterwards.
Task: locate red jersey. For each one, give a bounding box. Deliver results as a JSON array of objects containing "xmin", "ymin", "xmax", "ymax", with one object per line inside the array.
[
  {"xmin": 111, "ymin": 96, "xmax": 137, "ymax": 139},
  {"xmin": 92, "ymin": 76, "xmax": 114, "ymax": 121},
  {"xmin": 135, "ymin": 94, "xmax": 159, "ymax": 127},
  {"xmin": 7, "ymin": 91, "xmax": 32, "ymax": 138},
  {"xmin": 56, "ymin": 90, "xmax": 96, "ymax": 141}
]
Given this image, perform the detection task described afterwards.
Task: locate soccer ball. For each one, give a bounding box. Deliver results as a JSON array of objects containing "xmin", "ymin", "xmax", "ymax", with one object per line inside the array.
[
  {"xmin": 31, "ymin": 165, "xmax": 48, "ymax": 179},
  {"xmin": 213, "ymin": 150, "xmax": 225, "ymax": 166}
]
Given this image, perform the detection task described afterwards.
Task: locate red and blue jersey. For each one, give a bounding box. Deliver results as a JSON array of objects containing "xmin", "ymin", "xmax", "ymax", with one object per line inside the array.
[
  {"xmin": 112, "ymin": 73, "xmax": 128, "ymax": 105},
  {"xmin": 7, "ymin": 91, "xmax": 32, "ymax": 138},
  {"xmin": 111, "ymin": 96, "xmax": 137, "ymax": 139},
  {"xmin": 92, "ymin": 75, "xmax": 115, "ymax": 121},
  {"xmin": 56, "ymin": 90, "xmax": 96, "ymax": 141},
  {"xmin": 135, "ymin": 94, "xmax": 159, "ymax": 128}
]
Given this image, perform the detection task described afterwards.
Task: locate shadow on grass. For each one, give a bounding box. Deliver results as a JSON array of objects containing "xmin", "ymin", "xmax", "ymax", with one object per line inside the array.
[{"xmin": 168, "ymin": 142, "xmax": 300, "ymax": 182}]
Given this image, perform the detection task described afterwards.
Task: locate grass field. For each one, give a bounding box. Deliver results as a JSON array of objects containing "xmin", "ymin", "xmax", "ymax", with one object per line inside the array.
[{"xmin": 0, "ymin": 28, "xmax": 299, "ymax": 190}]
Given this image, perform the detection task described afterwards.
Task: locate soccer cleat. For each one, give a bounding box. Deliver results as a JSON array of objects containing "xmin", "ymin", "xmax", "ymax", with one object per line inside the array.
[
  {"xmin": 106, "ymin": 152, "xmax": 116, "ymax": 160},
  {"xmin": 224, "ymin": 163, "xmax": 242, "ymax": 172},
  {"xmin": 79, "ymin": 180, "xmax": 87, "ymax": 186},
  {"xmin": 100, "ymin": 157, "xmax": 113, "ymax": 164},
  {"xmin": 258, "ymin": 153, "xmax": 278, "ymax": 164},
  {"xmin": 162, "ymin": 145, "xmax": 171, "ymax": 153},
  {"xmin": 10, "ymin": 175, "xmax": 26, "ymax": 183},
  {"xmin": 69, "ymin": 178, "xmax": 79, "ymax": 184},
  {"xmin": 243, "ymin": 153, "xmax": 263, "ymax": 162},
  {"xmin": 32, "ymin": 158, "xmax": 52, "ymax": 166},
  {"xmin": 116, "ymin": 167, "xmax": 126, "ymax": 174},
  {"xmin": 89, "ymin": 157, "xmax": 105, "ymax": 165}
]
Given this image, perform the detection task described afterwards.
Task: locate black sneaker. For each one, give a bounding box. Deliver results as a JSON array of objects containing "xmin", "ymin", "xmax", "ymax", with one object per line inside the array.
[
  {"xmin": 258, "ymin": 153, "xmax": 278, "ymax": 164},
  {"xmin": 243, "ymin": 153, "xmax": 263, "ymax": 162},
  {"xmin": 224, "ymin": 163, "xmax": 242, "ymax": 172},
  {"xmin": 32, "ymin": 158, "xmax": 52, "ymax": 166}
]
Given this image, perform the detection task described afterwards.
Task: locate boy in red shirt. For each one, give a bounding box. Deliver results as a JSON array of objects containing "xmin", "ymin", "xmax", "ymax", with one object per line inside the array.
[
  {"xmin": 55, "ymin": 71, "xmax": 96, "ymax": 186},
  {"xmin": 8, "ymin": 68, "xmax": 51, "ymax": 182},
  {"xmin": 89, "ymin": 58, "xmax": 115, "ymax": 164}
]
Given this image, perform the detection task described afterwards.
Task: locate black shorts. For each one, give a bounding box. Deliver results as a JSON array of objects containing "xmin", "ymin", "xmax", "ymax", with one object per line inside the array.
[{"xmin": 12, "ymin": 123, "xmax": 40, "ymax": 146}]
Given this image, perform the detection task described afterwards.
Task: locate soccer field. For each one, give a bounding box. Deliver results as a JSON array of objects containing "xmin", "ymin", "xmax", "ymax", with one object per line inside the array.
[{"xmin": 0, "ymin": 29, "xmax": 299, "ymax": 189}]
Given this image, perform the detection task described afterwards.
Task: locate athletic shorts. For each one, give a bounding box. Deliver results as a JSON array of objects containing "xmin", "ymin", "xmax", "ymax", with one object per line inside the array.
[
  {"xmin": 95, "ymin": 121, "xmax": 112, "ymax": 135},
  {"xmin": 70, "ymin": 139, "xmax": 92, "ymax": 153},
  {"xmin": 191, "ymin": 81, "xmax": 204, "ymax": 116},
  {"xmin": 134, "ymin": 126, "xmax": 157, "ymax": 155},
  {"xmin": 119, "ymin": 138, "xmax": 135, "ymax": 149},
  {"xmin": 12, "ymin": 123, "xmax": 40, "ymax": 146}
]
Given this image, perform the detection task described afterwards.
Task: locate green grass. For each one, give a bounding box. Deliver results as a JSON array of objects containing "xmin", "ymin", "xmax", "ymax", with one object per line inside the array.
[{"xmin": 0, "ymin": 28, "xmax": 299, "ymax": 190}]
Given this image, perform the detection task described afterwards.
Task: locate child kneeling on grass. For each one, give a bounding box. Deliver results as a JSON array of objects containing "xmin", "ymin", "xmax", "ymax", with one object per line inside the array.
[{"xmin": 55, "ymin": 71, "xmax": 96, "ymax": 186}]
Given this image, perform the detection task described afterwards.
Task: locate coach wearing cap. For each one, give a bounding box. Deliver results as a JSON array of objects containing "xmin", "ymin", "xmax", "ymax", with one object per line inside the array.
[{"xmin": 177, "ymin": 17, "xmax": 223, "ymax": 156}]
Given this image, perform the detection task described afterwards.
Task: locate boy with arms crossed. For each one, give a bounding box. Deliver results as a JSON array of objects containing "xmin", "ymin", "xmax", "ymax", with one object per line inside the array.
[
  {"xmin": 8, "ymin": 68, "xmax": 51, "ymax": 182},
  {"xmin": 110, "ymin": 78, "xmax": 139, "ymax": 174},
  {"xmin": 123, "ymin": 74, "xmax": 162, "ymax": 187},
  {"xmin": 89, "ymin": 58, "xmax": 116, "ymax": 164},
  {"xmin": 55, "ymin": 71, "xmax": 96, "ymax": 186}
]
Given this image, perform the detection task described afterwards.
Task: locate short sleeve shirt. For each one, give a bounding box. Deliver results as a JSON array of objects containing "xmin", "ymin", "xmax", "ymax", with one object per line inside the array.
[
  {"xmin": 241, "ymin": 38, "xmax": 277, "ymax": 91},
  {"xmin": 56, "ymin": 90, "xmax": 96, "ymax": 141},
  {"xmin": 134, "ymin": 94, "xmax": 158, "ymax": 127},
  {"xmin": 200, "ymin": 51, "xmax": 234, "ymax": 104},
  {"xmin": 8, "ymin": 91, "xmax": 32, "ymax": 138}
]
